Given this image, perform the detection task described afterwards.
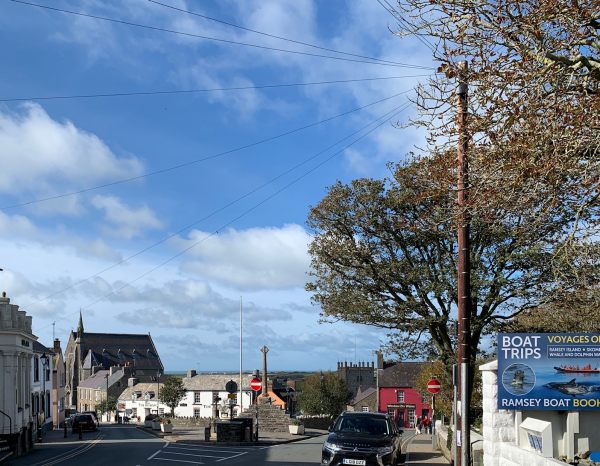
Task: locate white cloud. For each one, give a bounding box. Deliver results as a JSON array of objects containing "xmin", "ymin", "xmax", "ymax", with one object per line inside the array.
[
  {"xmin": 174, "ymin": 224, "xmax": 311, "ymax": 290},
  {"xmin": 0, "ymin": 103, "xmax": 144, "ymax": 197},
  {"xmin": 91, "ymin": 195, "xmax": 163, "ymax": 239}
]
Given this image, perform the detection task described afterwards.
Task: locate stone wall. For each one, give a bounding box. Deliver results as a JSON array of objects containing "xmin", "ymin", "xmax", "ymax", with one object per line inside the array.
[{"xmin": 480, "ymin": 360, "xmax": 565, "ymax": 466}]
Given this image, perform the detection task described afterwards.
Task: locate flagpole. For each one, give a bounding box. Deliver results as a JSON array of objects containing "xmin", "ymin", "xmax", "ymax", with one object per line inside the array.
[{"xmin": 239, "ymin": 296, "xmax": 243, "ymax": 415}]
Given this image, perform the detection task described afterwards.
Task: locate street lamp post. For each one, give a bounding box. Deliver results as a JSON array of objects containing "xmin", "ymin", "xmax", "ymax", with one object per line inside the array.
[
  {"xmin": 105, "ymin": 373, "xmax": 109, "ymax": 423},
  {"xmin": 156, "ymin": 371, "xmax": 161, "ymax": 417},
  {"xmin": 40, "ymin": 353, "xmax": 49, "ymax": 442}
]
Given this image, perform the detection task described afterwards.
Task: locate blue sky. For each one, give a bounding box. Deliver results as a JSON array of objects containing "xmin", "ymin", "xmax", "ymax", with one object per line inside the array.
[{"xmin": 0, "ymin": 0, "xmax": 434, "ymax": 372}]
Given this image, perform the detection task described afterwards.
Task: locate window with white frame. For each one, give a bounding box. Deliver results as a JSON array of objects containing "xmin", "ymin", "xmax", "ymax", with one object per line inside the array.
[
  {"xmin": 361, "ymin": 406, "xmax": 369, "ymax": 412},
  {"xmin": 194, "ymin": 392, "xmax": 201, "ymax": 404},
  {"xmin": 193, "ymin": 408, "xmax": 200, "ymax": 418},
  {"xmin": 396, "ymin": 390, "xmax": 405, "ymax": 403},
  {"xmin": 159, "ymin": 408, "xmax": 164, "ymax": 416}
]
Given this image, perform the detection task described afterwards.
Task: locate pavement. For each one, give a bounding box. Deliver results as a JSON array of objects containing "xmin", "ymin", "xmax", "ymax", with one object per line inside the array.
[{"xmin": 403, "ymin": 432, "xmax": 451, "ymax": 466}]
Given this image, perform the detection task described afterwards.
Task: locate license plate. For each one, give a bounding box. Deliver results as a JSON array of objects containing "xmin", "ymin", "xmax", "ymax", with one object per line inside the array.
[{"xmin": 342, "ymin": 460, "xmax": 366, "ymax": 466}]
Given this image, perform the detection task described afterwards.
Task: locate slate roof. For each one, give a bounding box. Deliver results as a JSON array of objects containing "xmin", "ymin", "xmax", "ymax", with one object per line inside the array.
[
  {"xmin": 78, "ymin": 370, "xmax": 110, "ymax": 389},
  {"xmin": 78, "ymin": 368, "xmax": 126, "ymax": 390},
  {"xmin": 73, "ymin": 331, "xmax": 163, "ymax": 373},
  {"xmin": 182, "ymin": 374, "xmax": 254, "ymax": 391},
  {"xmin": 32, "ymin": 340, "xmax": 53, "ymax": 355},
  {"xmin": 118, "ymin": 382, "xmax": 163, "ymax": 401},
  {"xmin": 378, "ymin": 361, "xmax": 427, "ymax": 388},
  {"xmin": 350, "ymin": 387, "xmax": 377, "ymax": 405}
]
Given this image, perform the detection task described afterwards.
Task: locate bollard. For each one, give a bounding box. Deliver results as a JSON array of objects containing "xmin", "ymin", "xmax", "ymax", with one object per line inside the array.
[{"xmin": 63, "ymin": 421, "xmax": 67, "ymax": 438}]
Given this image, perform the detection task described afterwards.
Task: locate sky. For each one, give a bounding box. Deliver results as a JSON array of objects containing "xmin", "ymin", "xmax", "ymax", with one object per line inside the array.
[{"xmin": 0, "ymin": 0, "xmax": 434, "ymax": 372}]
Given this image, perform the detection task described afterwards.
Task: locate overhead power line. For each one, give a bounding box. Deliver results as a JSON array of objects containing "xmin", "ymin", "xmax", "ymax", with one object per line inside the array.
[
  {"xmin": 0, "ymin": 74, "xmax": 430, "ymax": 102},
  {"xmin": 148, "ymin": 0, "xmax": 408, "ymax": 67},
  {"xmin": 376, "ymin": 0, "xmax": 437, "ymax": 54},
  {"xmin": 9, "ymin": 0, "xmax": 433, "ymax": 70},
  {"xmin": 28, "ymin": 96, "xmax": 411, "ymax": 317},
  {"xmin": 32, "ymin": 98, "xmax": 412, "ymax": 331},
  {"xmin": 0, "ymin": 89, "xmax": 412, "ymax": 211}
]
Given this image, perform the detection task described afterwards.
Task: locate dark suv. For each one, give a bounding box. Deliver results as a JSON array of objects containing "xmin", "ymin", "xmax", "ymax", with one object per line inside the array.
[
  {"xmin": 321, "ymin": 411, "xmax": 402, "ymax": 466},
  {"xmin": 71, "ymin": 414, "xmax": 98, "ymax": 433}
]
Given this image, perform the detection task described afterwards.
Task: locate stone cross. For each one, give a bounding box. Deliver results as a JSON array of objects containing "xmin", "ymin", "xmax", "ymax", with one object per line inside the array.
[{"xmin": 260, "ymin": 345, "xmax": 269, "ymax": 396}]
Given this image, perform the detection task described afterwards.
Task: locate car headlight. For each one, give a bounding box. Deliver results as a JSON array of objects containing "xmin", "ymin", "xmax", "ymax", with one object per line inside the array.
[
  {"xmin": 376, "ymin": 445, "xmax": 394, "ymax": 456},
  {"xmin": 323, "ymin": 441, "xmax": 342, "ymax": 453}
]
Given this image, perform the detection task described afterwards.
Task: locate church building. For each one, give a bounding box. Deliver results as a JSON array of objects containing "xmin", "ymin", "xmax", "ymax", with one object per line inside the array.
[{"xmin": 64, "ymin": 312, "xmax": 163, "ymax": 409}]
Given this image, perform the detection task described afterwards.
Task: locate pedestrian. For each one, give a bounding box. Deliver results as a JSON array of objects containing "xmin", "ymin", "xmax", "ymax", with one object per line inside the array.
[
  {"xmin": 415, "ymin": 417, "xmax": 422, "ymax": 435},
  {"xmin": 423, "ymin": 417, "xmax": 429, "ymax": 434}
]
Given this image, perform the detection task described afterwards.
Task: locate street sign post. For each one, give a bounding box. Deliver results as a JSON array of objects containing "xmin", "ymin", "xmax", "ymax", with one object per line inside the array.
[
  {"xmin": 427, "ymin": 378, "xmax": 441, "ymax": 394},
  {"xmin": 226, "ymin": 380, "xmax": 238, "ymax": 394},
  {"xmin": 427, "ymin": 378, "xmax": 441, "ymax": 449},
  {"xmin": 250, "ymin": 378, "xmax": 262, "ymax": 391}
]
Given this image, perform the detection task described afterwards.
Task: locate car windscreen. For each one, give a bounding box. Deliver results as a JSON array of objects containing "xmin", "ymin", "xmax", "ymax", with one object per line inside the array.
[
  {"xmin": 75, "ymin": 415, "xmax": 92, "ymax": 422},
  {"xmin": 334, "ymin": 416, "xmax": 390, "ymax": 435}
]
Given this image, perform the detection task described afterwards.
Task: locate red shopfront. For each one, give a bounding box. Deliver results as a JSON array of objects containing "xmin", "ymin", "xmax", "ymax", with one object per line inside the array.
[{"xmin": 378, "ymin": 386, "xmax": 429, "ymax": 428}]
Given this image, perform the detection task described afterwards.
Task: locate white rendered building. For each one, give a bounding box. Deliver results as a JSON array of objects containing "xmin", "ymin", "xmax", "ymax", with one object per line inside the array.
[{"xmin": 0, "ymin": 292, "xmax": 35, "ymax": 456}]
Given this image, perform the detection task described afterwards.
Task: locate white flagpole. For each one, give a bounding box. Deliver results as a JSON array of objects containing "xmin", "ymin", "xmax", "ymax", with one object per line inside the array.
[{"xmin": 239, "ymin": 296, "xmax": 243, "ymax": 414}]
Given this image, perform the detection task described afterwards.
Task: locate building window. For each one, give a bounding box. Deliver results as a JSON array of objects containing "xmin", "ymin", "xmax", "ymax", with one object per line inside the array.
[
  {"xmin": 194, "ymin": 392, "xmax": 201, "ymax": 404},
  {"xmin": 34, "ymin": 357, "xmax": 40, "ymax": 382},
  {"xmin": 193, "ymin": 408, "xmax": 200, "ymax": 418},
  {"xmin": 396, "ymin": 391, "xmax": 405, "ymax": 403},
  {"xmin": 58, "ymin": 398, "xmax": 64, "ymax": 412},
  {"xmin": 361, "ymin": 406, "xmax": 369, "ymax": 412},
  {"xmin": 158, "ymin": 408, "xmax": 164, "ymax": 416},
  {"xmin": 96, "ymin": 391, "xmax": 100, "ymax": 401}
]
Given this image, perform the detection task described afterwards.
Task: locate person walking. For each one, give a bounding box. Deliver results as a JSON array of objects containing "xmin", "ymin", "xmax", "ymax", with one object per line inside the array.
[{"xmin": 415, "ymin": 416, "xmax": 422, "ymax": 435}]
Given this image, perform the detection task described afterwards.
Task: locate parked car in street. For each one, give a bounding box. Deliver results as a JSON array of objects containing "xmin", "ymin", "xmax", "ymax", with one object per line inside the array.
[
  {"xmin": 71, "ymin": 414, "xmax": 98, "ymax": 433},
  {"xmin": 321, "ymin": 411, "xmax": 402, "ymax": 466},
  {"xmin": 82, "ymin": 411, "xmax": 99, "ymax": 426}
]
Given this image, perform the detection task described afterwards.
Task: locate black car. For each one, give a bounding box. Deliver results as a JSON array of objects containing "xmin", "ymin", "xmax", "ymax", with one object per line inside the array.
[
  {"xmin": 71, "ymin": 414, "xmax": 98, "ymax": 432},
  {"xmin": 322, "ymin": 411, "xmax": 402, "ymax": 466},
  {"xmin": 82, "ymin": 411, "xmax": 99, "ymax": 426}
]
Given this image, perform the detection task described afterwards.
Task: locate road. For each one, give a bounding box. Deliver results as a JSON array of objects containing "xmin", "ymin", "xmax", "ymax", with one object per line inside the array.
[{"xmin": 6, "ymin": 426, "xmax": 328, "ymax": 466}]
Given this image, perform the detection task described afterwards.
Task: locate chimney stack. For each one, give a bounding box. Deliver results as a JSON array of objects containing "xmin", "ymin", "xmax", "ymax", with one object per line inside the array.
[{"xmin": 187, "ymin": 369, "xmax": 197, "ymax": 378}]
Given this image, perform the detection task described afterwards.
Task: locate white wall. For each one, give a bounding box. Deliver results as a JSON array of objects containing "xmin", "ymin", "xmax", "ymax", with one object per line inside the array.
[
  {"xmin": 31, "ymin": 351, "xmax": 53, "ymax": 428},
  {"xmin": 480, "ymin": 360, "xmax": 582, "ymax": 466},
  {"xmin": 175, "ymin": 390, "xmax": 252, "ymax": 418}
]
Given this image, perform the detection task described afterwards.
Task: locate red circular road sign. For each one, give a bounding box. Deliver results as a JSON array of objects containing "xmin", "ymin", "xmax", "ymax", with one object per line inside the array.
[
  {"xmin": 427, "ymin": 378, "xmax": 441, "ymax": 394},
  {"xmin": 250, "ymin": 378, "xmax": 262, "ymax": 391}
]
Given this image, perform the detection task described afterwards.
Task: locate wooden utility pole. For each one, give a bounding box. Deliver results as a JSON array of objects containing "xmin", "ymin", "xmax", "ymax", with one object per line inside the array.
[{"xmin": 456, "ymin": 60, "xmax": 471, "ymax": 466}]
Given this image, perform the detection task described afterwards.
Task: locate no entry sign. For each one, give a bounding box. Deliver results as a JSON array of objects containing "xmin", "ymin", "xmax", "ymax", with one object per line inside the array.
[
  {"xmin": 250, "ymin": 378, "xmax": 262, "ymax": 391},
  {"xmin": 427, "ymin": 378, "xmax": 441, "ymax": 394}
]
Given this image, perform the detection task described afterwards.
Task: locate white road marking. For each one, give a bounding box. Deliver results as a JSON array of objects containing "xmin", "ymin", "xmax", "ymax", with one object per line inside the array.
[
  {"xmin": 160, "ymin": 451, "xmax": 227, "ymax": 459},
  {"xmin": 147, "ymin": 449, "xmax": 162, "ymax": 460},
  {"xmin": 152, "ymin": 458, "xmax": 204, "ymax": 464},
  {"xmin": 215, "ymin": 451, "xmax": 248, "ymax": 462}
]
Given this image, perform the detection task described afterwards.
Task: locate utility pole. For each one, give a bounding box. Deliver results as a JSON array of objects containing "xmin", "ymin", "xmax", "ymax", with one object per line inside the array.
[{"xmin": 456, "ymin": 60, "xmax": 471, "ymax": 466}]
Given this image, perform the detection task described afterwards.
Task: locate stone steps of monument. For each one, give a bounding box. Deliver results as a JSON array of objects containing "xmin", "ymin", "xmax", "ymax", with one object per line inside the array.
[{"xmin": 239, "ymin": 401, "xmax": 292, "ymax": 433}]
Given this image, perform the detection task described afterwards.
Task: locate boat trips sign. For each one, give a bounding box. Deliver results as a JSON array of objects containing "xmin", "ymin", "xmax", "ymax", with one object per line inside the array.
[{"xmin": 498, "ymin": 333, "xmax": 600, "ymax": 410}]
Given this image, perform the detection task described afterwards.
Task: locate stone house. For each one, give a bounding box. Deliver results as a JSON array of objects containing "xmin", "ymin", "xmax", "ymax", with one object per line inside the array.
[{"xmin": 51, "ymin": 339, "xmax": 66, "ymax": 429}]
